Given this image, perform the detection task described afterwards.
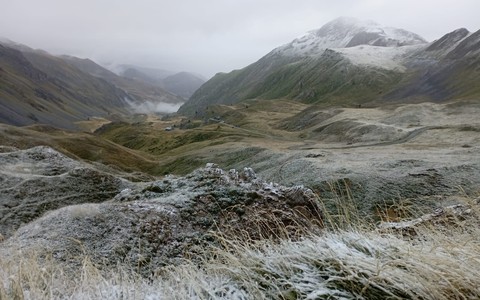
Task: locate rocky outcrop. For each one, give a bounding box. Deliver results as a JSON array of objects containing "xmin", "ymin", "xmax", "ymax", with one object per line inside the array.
[
  {"xmin": 378, "ymin": 197, "xmax": 480, "ymax": 235},
  {"xmin": 0, "ymin": 148, "xmax": 323, "ymax": 275},
  {"xmin": 0, "ymin": 146, "xmax": 129, "ymax": 237}
]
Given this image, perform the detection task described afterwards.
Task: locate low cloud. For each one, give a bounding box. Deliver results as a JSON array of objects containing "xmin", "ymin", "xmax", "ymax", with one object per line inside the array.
[
  {"xmin": 1, "ymin": 1, "xmax": 479, "ymax": 77},
  {"xmin": 128, "ymin": 101, "xmax": 183, "ymax": 114}
]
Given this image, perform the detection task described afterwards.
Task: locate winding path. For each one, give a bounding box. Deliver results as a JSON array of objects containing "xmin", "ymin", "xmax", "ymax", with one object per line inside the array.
[{"xmin": 290, "ymin": 126, "xmax": 446, "ymax": 151}]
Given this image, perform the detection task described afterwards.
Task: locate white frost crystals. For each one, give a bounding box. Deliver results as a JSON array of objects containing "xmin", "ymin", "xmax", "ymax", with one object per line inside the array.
[
  {"xmin": 3, "ymin": 225, "xmax": 480, "ymax": 299},
  {"xmin": 0, "ymin": 160, "xmax": 324, "ymax": 279}
]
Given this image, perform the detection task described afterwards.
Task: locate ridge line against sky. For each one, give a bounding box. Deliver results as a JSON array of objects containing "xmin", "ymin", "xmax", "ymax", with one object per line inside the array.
[{"xmin": 1, "ymin": 0, "xmax": 479, "ymax": 78}]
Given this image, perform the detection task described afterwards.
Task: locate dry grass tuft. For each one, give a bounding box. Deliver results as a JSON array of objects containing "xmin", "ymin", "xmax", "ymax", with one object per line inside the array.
[{"xmin": 2, "ymin": 194, "xmax": 480, "ymax": 299}]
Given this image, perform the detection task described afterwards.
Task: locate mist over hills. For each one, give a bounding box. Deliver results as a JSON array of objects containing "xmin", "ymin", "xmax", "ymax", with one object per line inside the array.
[
  {"xmin": 179, "ymin": 17, "xmax": 480, "ymax": 117},
  {"xmin": 60, "ymin": 56, "xmax": 184, "ymax": 106},
  {"xmin": 0, "ymin": 39, "xmax": 202, "ymax": 129},
  {"xmin": 117, "ymin": 65, "xmax": 206, "ymax": 100}
]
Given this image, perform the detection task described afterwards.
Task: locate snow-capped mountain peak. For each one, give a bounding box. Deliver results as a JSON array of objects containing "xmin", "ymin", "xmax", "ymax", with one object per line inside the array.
[{"xmin": 275, "ymin": 17, "xmax": 427, "ymax": 57}]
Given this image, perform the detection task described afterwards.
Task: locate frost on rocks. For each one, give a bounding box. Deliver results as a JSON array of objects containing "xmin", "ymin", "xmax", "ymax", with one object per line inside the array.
[
  {"xmin": 378, "ymin": 202, "xmax": 477, "ymax": 234},
  {"xmin": 0, "ymin": 146, "xmax": 128, "ymax": 238},
  {"xmin": 1, "ymin": 159, "xmax": 323, "ymax": 275}
]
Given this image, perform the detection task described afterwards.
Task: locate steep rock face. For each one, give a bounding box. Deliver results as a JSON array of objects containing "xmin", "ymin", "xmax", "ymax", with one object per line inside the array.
[
  {"xmin": 426, "ymin": 28, "xmax": 470, "ymax": 53},
  {"xmin": 446, "ymin": 29, "xmax": 480, "ymax": 59},
  {"xmin": 0, "ymin": 155, "xmax": 322, "ymax": 274}
]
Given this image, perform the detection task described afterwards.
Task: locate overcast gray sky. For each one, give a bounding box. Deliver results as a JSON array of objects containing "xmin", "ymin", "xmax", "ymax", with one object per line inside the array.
[{"xmin": 1, "ymin": 0, "xmax": 479, "ymax": 77}]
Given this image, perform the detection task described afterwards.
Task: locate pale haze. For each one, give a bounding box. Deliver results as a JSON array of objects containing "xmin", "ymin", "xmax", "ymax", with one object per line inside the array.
[{"xmin": 1, "ymin": 0, "xmax": 479, "ymax": 78}]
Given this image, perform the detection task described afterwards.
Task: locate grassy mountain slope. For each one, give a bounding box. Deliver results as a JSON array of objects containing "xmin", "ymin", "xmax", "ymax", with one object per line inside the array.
[
  {"xmin": 0, "ymin": 44, "xmax": 130, "ymax": 130},
  {"xmin": 179, "ymin": 50, "xmax": 406, "ymax": 116},
  {"xmin": 0, "ymin": 41, "xmax": 186, "ymax": 130},
  {"xmin": 247, "ymin": 50, "xmax": 405, "ymax": 105},
  {"xmin": 0, "ymin": 123, "xmax": 161, "ymax": 178},
  {"xmin": 180, "ymin": 28, "xmax": 480, "ymax": 118},
  {"xmin": 22, "ymin": 50, "xmax": 129, "ymax": 109},
  {"xmin": 178, "ymin": 54, "xmax": 299, "ymax": 116}
]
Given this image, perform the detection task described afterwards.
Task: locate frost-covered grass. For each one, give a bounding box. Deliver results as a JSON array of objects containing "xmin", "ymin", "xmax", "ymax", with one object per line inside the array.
[
  {"xmin": 1, "ymin": 190, "xmax": 479, "ymax": 299},
  {"xmin": 2, "ymin": 215, "xmax": 480, "ymax": 300}
]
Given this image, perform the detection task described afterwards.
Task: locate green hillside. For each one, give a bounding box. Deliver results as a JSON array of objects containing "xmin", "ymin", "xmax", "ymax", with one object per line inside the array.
[{"xmin": 180, "ymin": 28, "xmax": 480, "ymax": 118}]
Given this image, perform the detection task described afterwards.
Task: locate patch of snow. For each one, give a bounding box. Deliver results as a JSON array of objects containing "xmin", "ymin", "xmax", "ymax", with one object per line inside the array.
[
  {"xmin": 382, "ymin": 27, "xmax": 425, "ymax": 45},
  {"xmin": 274, "ymin": 17, "xmax": 426, "ymax": 57},
  {"xmin": 333, "ymin": 44, "xmax": 423, "ymax": 71}
]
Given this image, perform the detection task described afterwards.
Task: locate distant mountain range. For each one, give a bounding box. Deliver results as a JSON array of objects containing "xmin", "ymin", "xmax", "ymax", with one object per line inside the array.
[
  {"xmin": 0, "ymin": 39, "xmax": 202, "ymax": 129},
  {"xmin": 117, "ymin": 65, "xmax": 206, "ymax": 100},
  {"xmin": 179, "ymin": 17, "xmax": 480, "ymax": 117},
  {"xmin": 2, "ymin": 17, "xmax": 478, "ymax": 129}
]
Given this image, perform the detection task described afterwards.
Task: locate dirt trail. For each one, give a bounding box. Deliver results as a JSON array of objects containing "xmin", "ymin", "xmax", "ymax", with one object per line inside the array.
[{"xmin": 326, "ymin": 126, "xmax": 440, "ymax": 149}]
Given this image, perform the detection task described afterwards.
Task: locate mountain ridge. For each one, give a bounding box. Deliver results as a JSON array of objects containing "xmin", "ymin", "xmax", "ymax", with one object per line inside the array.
[
  {"xmin": 60, "ymin": 55, "xmax": 184, "ymax": 106},
  {"xmin": 0, "ymin": 43, "xmax": 131, "ymax": 129},
  {"xmin": 0, "ymin": 39, "xmax": 189, "ymax": 129},
  {"xmin": 179, "ymin": 18, "xmax": 480, "ymax": 117},
  {"xmin": 117, "ymin": 65, "xmax": 206, "ymax": 100},
  {"xmin": 274, "ymin": 17, "xmax": 427, "ymax": 57}
]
